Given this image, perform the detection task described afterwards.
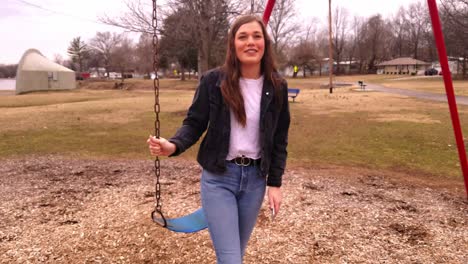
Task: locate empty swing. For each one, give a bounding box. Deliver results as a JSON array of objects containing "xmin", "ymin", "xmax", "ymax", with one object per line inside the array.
[{"xmin": 149, "ymin": 0, "xmax": 208, "ymax": 233}]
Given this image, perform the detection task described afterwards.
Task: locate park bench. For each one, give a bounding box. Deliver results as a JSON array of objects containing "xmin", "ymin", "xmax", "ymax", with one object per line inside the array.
[
  {"xmin": 358, "ymin": 81, "xmax": 366, "ymax": 90},
  {"xmin": 288, "ymin": 88, "xmax": 300, "ymax": 102}
]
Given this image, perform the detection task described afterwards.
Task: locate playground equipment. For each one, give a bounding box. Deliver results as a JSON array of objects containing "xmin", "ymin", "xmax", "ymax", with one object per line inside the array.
[{"xmin": 149, "ymin": 0, "xmax": 278, "ymax": 233}]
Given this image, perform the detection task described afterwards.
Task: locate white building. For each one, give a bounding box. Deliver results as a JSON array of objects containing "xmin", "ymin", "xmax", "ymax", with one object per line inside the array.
[
  {"xmin": 16, "ymin": 49, "xmax": 76, "ymax": 94},
  {"xmin": 376, "ymin": 57, "xmax": 430, "ymax": 75}
]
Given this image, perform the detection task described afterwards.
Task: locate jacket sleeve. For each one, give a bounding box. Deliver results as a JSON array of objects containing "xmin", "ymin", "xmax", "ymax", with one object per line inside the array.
[
  {"xmin": 267, "ymin": 80, "xmax": 291, "ymax": 187},
  {"xmin": 168, "ymin": 74, "xmax": 210, "ymax": 156}
]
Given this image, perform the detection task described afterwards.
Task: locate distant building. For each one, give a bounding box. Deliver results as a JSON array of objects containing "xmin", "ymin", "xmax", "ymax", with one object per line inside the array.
[
  {"xmin": 376, "ymin": 57, "xmax": 430, "ymax": 75},
  {"xmin": 432, "ymin": 57, "xmax": 465, "ymax": 75},
  {"xmin": 316, "ymin": 58, "xmax": 360, "ymax": 75},
  {"xmin": 16, "ymin": 49, "xmax": 76, "ymax": 94},
  {"xmin": 89, "ymin": 67, "xmax": 107, "ymax": 78}
]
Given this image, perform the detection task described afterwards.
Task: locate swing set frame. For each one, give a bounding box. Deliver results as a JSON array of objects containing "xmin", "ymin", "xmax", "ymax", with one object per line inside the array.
[{"xmin": 149, "ymin": 0, "xmax": 467, "ymax": 233}]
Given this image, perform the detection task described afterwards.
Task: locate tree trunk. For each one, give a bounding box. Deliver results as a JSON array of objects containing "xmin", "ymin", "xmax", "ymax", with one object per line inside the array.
[
  {"xmin": 413, "ymin": 40, "xmax": 419, "ymax": 59},
  {"xmin": 105, "ymin": 59, "xmax": 110, "ymax": 79},
  {"xmin": 463, "ymin": 56, "xmax": 467, "ymax": 79},
  {"xmin": 368, "ymin": 55, "xmax": 376, "ymax": 73},
  {"xmin": 197, "ymin": 5, "xmax": 210, "ymax": 78},
  {"xmin": 335, "ymin": 54, "xmax": 341, "ymax": 75},
  {"xmin": 181, "ymin": 66, "xmax": 186, "ymax": 81},
  {"xmin": 79, "ymin": 56, "xmax": 83, "ymax": 73}
]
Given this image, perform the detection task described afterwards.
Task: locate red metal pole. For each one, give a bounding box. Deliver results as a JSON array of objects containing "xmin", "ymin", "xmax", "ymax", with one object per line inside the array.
[
  {"xmin": 427, "ymin": 0, "xmax": 468, "ymax": 198},
  {"xmin": 263, "ymin": 0, "xmax": 276, "ymax": 24}
]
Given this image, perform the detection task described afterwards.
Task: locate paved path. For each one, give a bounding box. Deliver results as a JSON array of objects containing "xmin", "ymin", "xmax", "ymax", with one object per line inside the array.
[{"xmin": 367, "ymin": 83, "xmax": 468, "ymax": 106}]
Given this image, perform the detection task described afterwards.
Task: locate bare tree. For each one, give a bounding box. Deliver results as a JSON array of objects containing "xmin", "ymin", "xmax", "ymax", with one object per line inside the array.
[
  {"xmin": 159, "ymin": 8, "xmax": 199, "ymax": 80},
  {"xmin": 99, "ymin": 0, "xmax": 159, "ymax": 34},
  {"xmin": 167, "ymin": 0, "xmax": 232, "ymax": 75},
  {"xmin": 111, "ymin": 35, "xmax": 136, "ymax": 84},
  {"xmin": 67, "ymin": 37, "xmax": 89, "ymax": 73},
  {"xmin": 89, "ymin": 32, "xmax": 122, "ymax": 78},
  {"xmin": 441, "ymin": 0, "xmax": 468, "ymax": 78},
  {"xmin": 358, "ymin": 15, "xmax": 391, "ymax": 73},
  {"xmin": 87, "ymin": 49, "xmax": 105, "ymax": 78},
  {"xmin": 347, "ymin": 16, "xmax": 365, "ymax": 73},
  {"xmin": 405, "ymin": 1, "xmax": 431, "ymax": 60},
  {"xmin": 102, "ymin": 0, "xmax": 235, "ymax": 76},
  {"xmin": 285, "ymin": 18, "xmax": 324, "ymax": 76},
  {"xmin": 268, "ymin": 0, "xmax": 299, "ymax": 55},
  {"xmin": 237, "ymin": 0, "xmax": 299, "ymax": 66},
  {"xmin": 53, "ymin": 54, "xmax": 67, "ymax": 67},
  {"xmin": 135, "ymin": 33, "xmax": 155, "ymax": 78},
  {"xmin": 290, "ymin": 39, "xmax": 317, "ymax": 77},
  {"xmin": 390, "ymin": 7, "xmax": 410, "ymax": 58},
  {"xmin": 332, "ymin": 6, "xmax": 348, "ymax": 75},
  {"xmin": 0, "ymin": 64, "xmax": 18, "ymax": 78},
  {"xmin": 421, "ymin": 23, "xmax": 438, "ymax": 63}
]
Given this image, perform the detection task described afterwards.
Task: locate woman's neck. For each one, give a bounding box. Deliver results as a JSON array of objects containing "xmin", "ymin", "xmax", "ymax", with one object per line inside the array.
[{"xmin": 240, "ymin": 64, "xmax": 261, "ymax": 79}]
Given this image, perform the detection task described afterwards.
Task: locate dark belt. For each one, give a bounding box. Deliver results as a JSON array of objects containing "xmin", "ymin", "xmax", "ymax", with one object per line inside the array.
[{"xmin": 228, "ymin": 156, "xmax": 261, "ymax": 167}]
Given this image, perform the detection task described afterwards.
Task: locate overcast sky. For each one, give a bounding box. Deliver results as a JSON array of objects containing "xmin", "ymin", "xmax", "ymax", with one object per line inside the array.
[{"xmin": 1, "ymin": 0, "xmax": 425, "ymax": 65}]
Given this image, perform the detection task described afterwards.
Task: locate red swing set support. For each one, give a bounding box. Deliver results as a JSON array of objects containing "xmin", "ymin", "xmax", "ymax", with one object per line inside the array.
[
  {"xmin": 427, "ymin": 0, "xmax": 468, "ymax": 198},
  {"xmin": 262, "ymin": 0, "xmax": 275, "ymax": 24}
]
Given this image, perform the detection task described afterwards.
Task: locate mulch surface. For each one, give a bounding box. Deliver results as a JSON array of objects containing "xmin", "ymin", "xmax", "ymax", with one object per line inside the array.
[{"xmin": 0, "ymin": 156, "xmax": 467, "ymax": 263}]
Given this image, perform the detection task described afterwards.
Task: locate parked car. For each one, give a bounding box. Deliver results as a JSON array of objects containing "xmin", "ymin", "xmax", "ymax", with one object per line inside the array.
[
  {"xmin": 424, "ymin": 68, "xmax": 438, "ymax": 76},
  {"xmin": 439, "ymin": 70, "xmax": 451, "ymax": 76}
]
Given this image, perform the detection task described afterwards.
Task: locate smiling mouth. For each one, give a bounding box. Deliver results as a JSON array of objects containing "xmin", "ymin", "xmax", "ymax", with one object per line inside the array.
[{"xmin": 244, "ymin": 49, "xmax": 257, "ymax": 53}]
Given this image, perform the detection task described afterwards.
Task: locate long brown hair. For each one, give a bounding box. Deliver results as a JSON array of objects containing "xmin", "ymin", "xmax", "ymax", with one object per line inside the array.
[{"xmin": 221, "ymin": 15, "xmax": 282, "ymax": 127}]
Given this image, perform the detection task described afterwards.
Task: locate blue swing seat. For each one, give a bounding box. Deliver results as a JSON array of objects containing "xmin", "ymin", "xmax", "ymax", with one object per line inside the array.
[{"xmin": 152, "ymin": 208, "xmax": 208, "ymax": 233}]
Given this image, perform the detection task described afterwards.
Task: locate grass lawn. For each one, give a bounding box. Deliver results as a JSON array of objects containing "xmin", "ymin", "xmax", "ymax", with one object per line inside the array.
[{"xmin": 1, "ymin": 77, "xmax": 468, "ymax": 180}]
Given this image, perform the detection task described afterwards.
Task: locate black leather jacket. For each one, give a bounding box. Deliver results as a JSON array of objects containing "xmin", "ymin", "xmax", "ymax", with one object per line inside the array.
[{"xmin": 169, "ymin": 68, "xmax": 290, "ymax": 187}]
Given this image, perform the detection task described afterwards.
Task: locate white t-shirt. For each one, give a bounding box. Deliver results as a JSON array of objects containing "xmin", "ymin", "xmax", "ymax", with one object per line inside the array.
[{"xmin": 226, "ymin": 76, "xmax": 264, "ymax": 160}]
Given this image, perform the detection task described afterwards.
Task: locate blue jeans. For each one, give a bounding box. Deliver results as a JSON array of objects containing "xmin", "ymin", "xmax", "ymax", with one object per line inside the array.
[{"xmin": 201, "ymin": 162, "xmax": 266, "ymax": 264}]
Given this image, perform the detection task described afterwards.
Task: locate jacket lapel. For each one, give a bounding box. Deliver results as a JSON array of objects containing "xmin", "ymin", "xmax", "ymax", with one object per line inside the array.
[{"xmin": 260, "ymin": 78, "xmax": 274, "ymax": 128}]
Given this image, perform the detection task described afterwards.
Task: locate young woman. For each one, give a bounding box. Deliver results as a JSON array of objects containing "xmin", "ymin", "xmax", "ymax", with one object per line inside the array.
[{"xmin": 147, "ymin": 15, "xmax": 290, "ymax": 263}]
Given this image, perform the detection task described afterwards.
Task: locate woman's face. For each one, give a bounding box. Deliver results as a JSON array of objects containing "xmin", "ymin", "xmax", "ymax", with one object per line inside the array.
[{"xmin": 234, "ymin": 21, "xmax": 265, "ymax": 67}]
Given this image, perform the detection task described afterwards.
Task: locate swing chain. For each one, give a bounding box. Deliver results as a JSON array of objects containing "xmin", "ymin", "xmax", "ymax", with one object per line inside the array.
[{"xmin": 151, "ymin": 0, "xmax": 163, "ymax": 215}]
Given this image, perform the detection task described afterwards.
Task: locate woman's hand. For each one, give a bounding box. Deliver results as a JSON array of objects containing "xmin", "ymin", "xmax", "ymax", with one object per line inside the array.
[
  {"xmin": 267, "ymin": 187, "xmax": 282, "ymax": 218},
  {"xmin": 147, "ymin": 135, "xmax": 177, "ymax": 156}
]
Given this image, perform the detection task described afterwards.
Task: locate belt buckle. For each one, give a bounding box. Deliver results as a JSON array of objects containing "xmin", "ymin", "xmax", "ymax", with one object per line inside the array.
[
  {"xmin": 235, "ymin": 156, "xmax": 251, "ymax": 166},
  {"xmin": 242, "ymin": 156, "xmax": 251, "ymax": 166}
]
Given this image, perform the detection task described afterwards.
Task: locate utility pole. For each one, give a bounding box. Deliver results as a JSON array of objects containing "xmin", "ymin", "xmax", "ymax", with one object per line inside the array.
[{"xmin": 328, "ymin": 0, "xmax": 333, "ymax": 94}]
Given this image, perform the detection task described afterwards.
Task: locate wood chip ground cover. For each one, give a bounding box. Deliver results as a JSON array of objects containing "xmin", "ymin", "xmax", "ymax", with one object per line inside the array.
[{"xmin": 0, "ymin": 156, "xmax": 466, "ymax": 263}]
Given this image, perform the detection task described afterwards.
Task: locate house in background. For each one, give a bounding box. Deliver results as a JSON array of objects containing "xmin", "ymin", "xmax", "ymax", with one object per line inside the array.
[
  {"xmin": 319, "ymin": 58, "xmax": 360, "ymax": 75},
  {"xmin": 16, "ymin": 49, "xmax": 76, "ymax": 94},
  {"xmin": 376, "ymin": 57, "xmax": 431, "ymax": 75}
]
